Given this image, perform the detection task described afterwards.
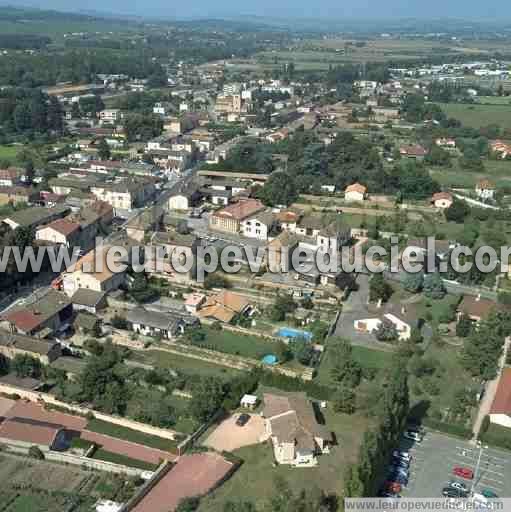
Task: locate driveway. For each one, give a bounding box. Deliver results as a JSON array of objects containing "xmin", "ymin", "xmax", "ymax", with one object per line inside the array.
[{"xmin": 204, "ymin": 413, "xmax": 267, "ymax": 452}]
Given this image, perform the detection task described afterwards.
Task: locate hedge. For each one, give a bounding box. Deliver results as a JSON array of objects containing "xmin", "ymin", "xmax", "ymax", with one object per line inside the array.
[
  {"xmin": 422, "ymin": 418, "xmax": 473, "ymax": 439},
  {"xmin": 260, "ymin": 370, "xmax": 335, "ymax": 401},
  {"xmin": 479, "ymin": 423, "xmax": 511, "ymax": 451}
]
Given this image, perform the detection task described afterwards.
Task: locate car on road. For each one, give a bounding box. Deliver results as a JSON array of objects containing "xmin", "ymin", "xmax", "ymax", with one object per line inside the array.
[
  {"xmin": 403, "ymin": 430, "xmax": 423, "ymax": 443},
  {"xmin": 452, "ymin": 467, "xmax": 474, "ymax": 480},
  {"xmin": 236, "ymin": 413, "xmax": 250, "ymax": 427}
]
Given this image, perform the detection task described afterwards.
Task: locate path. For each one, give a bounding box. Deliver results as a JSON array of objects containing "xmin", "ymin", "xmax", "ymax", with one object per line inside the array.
[{"xmin": 472, "ymin": 336, "xmax": 511, "ymax": 442}]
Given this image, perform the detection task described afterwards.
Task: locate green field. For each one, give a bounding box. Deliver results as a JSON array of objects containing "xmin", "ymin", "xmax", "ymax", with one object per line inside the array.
[
  {"xmin": 86, "ymin": 418, "xmax": 179, "ymax": 452},
  {"xmin": 438, "ymin": 102, "xmax": 511, "ymax": 130},
  {"xmin": 132, "ymin": 349, "xmax": 242, "ymax": 380},
  {"xmin": 199, "ymin": 408, "xmax": 371, "ymax": 512},
  {"xmin": 0, "ymin": 144, "xmax": 21, "ymax": 165},
  {"xmin": 92, "ymin": 448, "xmax": 158, "ymax": 472}
]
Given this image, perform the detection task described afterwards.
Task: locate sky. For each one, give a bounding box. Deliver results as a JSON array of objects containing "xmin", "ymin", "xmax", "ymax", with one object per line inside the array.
[{"xmin": 7, "ymin": 0, "xmax": 511, "ymax": 20}]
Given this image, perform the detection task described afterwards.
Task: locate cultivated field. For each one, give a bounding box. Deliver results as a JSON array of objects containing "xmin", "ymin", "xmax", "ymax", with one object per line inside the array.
[{"xmin": 438, "ymin": 102, "xmax": 511, "ymax": 130}]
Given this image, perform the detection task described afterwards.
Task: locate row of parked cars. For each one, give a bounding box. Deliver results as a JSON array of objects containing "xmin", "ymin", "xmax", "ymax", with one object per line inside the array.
[{"xmin": 380, "ymin": 427, "xmax": 424, "ymax": 497}]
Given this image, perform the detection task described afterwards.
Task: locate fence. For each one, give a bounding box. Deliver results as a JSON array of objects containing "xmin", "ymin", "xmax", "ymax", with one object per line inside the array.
[
  {"xmin": 2, "ymin": 443, "xmax": 152, "ymax": 477},
  {"xmin": 0, "ymin": 382, "xmax": 180, "ymax": 440}
]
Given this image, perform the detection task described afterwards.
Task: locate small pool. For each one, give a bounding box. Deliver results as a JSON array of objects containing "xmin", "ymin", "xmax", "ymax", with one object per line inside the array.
[
  {"xmin": 276, "ymin": 327, "xmax": 312, "ymax": 341},
  {"xmin": 262, "ymin": 354, "xmax": 278, "ymax": 365}
]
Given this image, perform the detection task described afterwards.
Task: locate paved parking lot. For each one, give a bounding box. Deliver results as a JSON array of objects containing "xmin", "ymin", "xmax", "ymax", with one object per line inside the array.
[{"xmin": 400, "ymin": 430, "xmax": 511, "ymax": 498}]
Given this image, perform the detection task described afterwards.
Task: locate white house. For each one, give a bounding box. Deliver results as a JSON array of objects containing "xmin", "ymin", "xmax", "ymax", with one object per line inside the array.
[
  {"xmin": 99, "ymin": 109, "xmax": 122, "ymax": 124},
  {"xmin": 476, "ymin": 180, "xmax": 496, "ymax": 200},
  {"xmin": 344, "ymin": 183, "xmax": 367, "ymax": 202},
  {"xmin": 240, "ymin": 211, "xmax": 275, "ymax": 240}
]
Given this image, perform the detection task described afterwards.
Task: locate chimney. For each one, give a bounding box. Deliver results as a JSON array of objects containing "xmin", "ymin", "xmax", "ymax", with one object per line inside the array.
[
  {"xmin": 475, "ymin": 294, "xmax": 481, "ymax": 302},
  {"xmin": 377, "ymin": 298, "xmax": 383, "ymax": 309}
]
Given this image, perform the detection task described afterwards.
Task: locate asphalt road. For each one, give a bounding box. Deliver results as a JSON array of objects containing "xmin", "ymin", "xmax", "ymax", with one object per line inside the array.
[{"xmin": 401, "ymin": 430, "xmax": 511, "ymax": 498}]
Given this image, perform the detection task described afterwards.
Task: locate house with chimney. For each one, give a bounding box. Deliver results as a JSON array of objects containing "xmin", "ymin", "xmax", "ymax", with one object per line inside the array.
[{"xmin": 262, "ymin": 392, "xmax": 332, "ymax": 467}]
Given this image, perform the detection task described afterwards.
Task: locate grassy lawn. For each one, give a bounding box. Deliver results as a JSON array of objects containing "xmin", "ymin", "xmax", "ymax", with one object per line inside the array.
[
  {"xmin": 86, "ymin": 418, "xmax": 179, "ymax": 452},
  {"xmin": 166, "ymin": 394, "xmax": 199, "ymax": 434},
  {"xmin": 195, "ymin": 327, "xmax": 278, "ymax": 360},
  {"xmin": 91, "ymin": 448, "xmax": 158, "ymax": 471},
  {"xmin": 415, "ymin": 294, "xmax": 461, "ymax": 326},
  {"xmin": 0, "ymin": 144, "xmax": 21, "ymax": 165},
  {"xmin": 430, "ymin": 160, "xmax": 511, "ymax": 189},
  {"xmin": 437, "ymin": 102, "xmax": 511, "ymax": 130},
  {"xmin": 132, "ymin": 349, "xmax": 242, "ymax": 380},
  {"xmin": 198, "ymin": 408, "xmax": 371, "ymax": 512},
  {"xmin": 316, "ymin": 341, "xmax": 393, "ymax": 388}
]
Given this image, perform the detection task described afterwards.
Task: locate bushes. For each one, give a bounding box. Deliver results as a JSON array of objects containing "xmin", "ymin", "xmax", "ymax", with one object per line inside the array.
[
  {"xmin": 422, "ymin": 418, "xmax": 473, "ymax": 439},
  {"xmin": 479, "ymin": 423, "xmax": 511, "ymax": 451},
  {"xmin": 259, "ymin": 370, "xmax": 335, "ymax": 401}
]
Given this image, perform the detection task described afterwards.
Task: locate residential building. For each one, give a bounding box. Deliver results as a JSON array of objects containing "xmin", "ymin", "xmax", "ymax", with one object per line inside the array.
[
  {"xmin": 490, "ymin": 140, "xmax": 511, "ymax": 159},
  {"xmin": 276, "ymin": 210, "xmax": 301, "ymax": 232},
  {"xmin": 35, "ymin": 218, "xmax": 82, "ymax": 248},
  {"xmin": 209, "ymin": 198, "xmax": 266, "ymax": 234},
  {"xmin": 0, "ymin": 289, "xmax": 73, "ymax": 337},
  {"xmin": 457, "ymin": 295, "xmax": 502, "ymax": 323},
  {"xmin": 198, "ymin": 290, "xmax": 252, "ymax": 323},
  {"xmin": 168, "ymin": 186, "xmax": 202, "ymax": 211},
  {"xmin": 61, "ymin": 245, "xmax": 127, "ymax": 296},
  {"xmin": 99, "ymin": 109, "xmax": 122, "ymax": 124},
  {"xmin": 184, "ymin": 293, "xmax": 206, "ymax": 315},
  {"xmin": 316, "ymin": 220, "xmax": 351, "ymax": 252},
  {"xmin": 127, "ymin": 308, "xmax": 189, "ymax": 339},
  {"xmin": 262, "ymin": 392, "xmax": 331, "ymax": 466},
  {"xmin": 267, "ymin": 231, "xmax": 299, "ymax": 272},
  {"xmin": 489, "ymin": 368, "xmax": 511, "ymax": 428},
  {"xmin": 344, "ymin": 183, "xmax": 367, "ymax": 202},
  {"xmin": 431, "ymin": 192, "xmax": 453, "ymax": 209},
  {"xmin": 0, "ymin": 186, "xmax": 38, "ymax": 206},
  {"xmin": 399, "ymin": 144, "xmax": 428, "ymax": 160},
  {"xmin": 0, "ymin": 167, "xmax": 24, "ymax": 187},
  {"xmin": 90, "ymin": 180, "xmax": 155, "ymax": 211},
  {"xmin": 475, "ymin": 180, "xmax": 496, "ymax": 200},
  {"xmin": 0, "ymin": 330, "xmax": 61, "ymax": 364},
  {"xmin": 70, "ymin": 288, "xmax": 107, "ymax": 314},
  {"xmin": 2, "ymin": 206, "xmax": 70, "ymax": 231},
  {"xmin": 436, "ymin": 138, "xmax": 457, "ymax": 149},
  {"xmin": 241, "ymin": 210, "xmax": 276, "ymax": 240}
]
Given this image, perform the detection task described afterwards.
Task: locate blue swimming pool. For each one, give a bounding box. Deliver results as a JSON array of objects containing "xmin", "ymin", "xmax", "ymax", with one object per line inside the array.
[
  {"xmin": 276, "ymin": 327, "xmax": 313, "ymax": 341},
  {"xmin": 262, "ymin": 354, "xmax": 278, "ymax": 365}
]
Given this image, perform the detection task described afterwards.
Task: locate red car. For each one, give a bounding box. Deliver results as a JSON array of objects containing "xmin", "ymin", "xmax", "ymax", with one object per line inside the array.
[
  {"xmin": 385, "ymin": 481, "xmax": 402, "ymax": 493},
  {"xmin": 453, "ymin": 467, "xmax": 474, "ymax": 480}
]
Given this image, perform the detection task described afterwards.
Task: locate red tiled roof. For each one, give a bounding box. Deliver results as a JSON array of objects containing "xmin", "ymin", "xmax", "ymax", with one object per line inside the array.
[
  {"xmin": 345, "ymin": 183, "xmax": 367, "ymax": 194},
  {"xmin": 43, "ymin": 218, "xmax": 81, "ymax": 236},
  {"xmin": 477, "ymin": 180, "xmax": 495, "ymax": 190},
  {"xmin": 490, "ymin": 368, "xmax": 511, "ymax": 415},
  {"xmin": 431, "ymin": 192, "xmax": 453, "ymax": 202},
  {"xmin": 4, "ymin": 310, "xmax": 44, "ymax": 332},
  {"xmin": 212, "ymin": 198, "xmax": 265, "ymax": 221},
  {"xmin": 0, "ymin": 417, "xmax": 61, "ymax": 446},
  {"xmin": 400, "ymin": 144, "xmax": 428, "ymax": 157}
]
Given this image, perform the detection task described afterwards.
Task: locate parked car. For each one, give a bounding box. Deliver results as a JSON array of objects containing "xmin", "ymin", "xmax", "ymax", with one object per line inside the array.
[
  {"xmin": 384, "ymin": 482, "xmax": 402, "ymax": 494},
  {"xmin": 393, "ymin": 450, "xmax": 411, "ymax": 462},
  {"xmin": 449, "ymin": 481, "xmax": 468, "ymax": 493},
  {"xmin": 453, "ymin": 467, "xmax": 474, "ymax": 480},
  {"xmin": 481, "ymin": 489, "xmax": 498, "ymax": 499},
  {"xmin": 442, "ymin": 487, "xmax": 467, "ymax": 499},
  {"xmin": 387, "ymin": 473, "xmax": 408, "ymax": 485},
  {"xmin": 389, "ymin": 465, "xmax": 408, "ymax": 476},
  {"xmin": 403, "ymin": 430, "xmax": 423, "ymax": 443},
  {"xmin": 236, "ymin": 413, "xmax": 250, "ymax": 427},
  {"xmin": 392, "ymin": 457, "xmax": 410, "ymax": 468}
]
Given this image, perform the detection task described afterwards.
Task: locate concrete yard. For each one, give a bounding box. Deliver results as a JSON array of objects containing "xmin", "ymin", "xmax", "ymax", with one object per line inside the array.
[
  {"xmin": 401, "ymin": 430, "xmax": 511, "ymax": 498},
  {"xmin": 204, "ymin": 413, "xmax": 267, "ymax": 452}
]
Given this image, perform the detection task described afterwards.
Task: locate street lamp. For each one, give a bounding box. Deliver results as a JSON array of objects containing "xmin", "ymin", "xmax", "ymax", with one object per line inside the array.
[{"xmin": 471, "ymin": 440, "xmax": 488, "ymax": 496}]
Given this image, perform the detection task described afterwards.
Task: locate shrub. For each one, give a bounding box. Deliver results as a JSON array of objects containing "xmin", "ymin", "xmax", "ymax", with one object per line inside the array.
[{"xmin": 28, "ymin": 445, "xmax": 45, "ymax": 460}]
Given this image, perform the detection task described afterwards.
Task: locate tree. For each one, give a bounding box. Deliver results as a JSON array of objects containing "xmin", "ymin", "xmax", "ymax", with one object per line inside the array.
[
  {"xmin": 0, "ymin": 353, "xmax": 9, "ymax": 376},
  {"xmin": 292, "ymin": 338, "xmax": 314, "ymax": 366},
  {"xmin": 403, "ymin": 272, "xmax": 423, "ymax": 293},
  {"xmin": 23, "ymin": 160, "xmax": 35, "ymax": 186},
  {"xmin": 369, "ymin": 274, "xmax": 392, "ymax": 303},
  {"xmin": 111, "ymin": 315, "xmax": 128, "ymax": 329},
  {"xmin": 373, "ymin": 318, "xmax": 399, "ymax": 342},
  {"xmin": 176, "ymin": 497, "xmax": 201, "ymax": 512},
  {"xmin": 11, "ymin": 354, "xmax": 42, "ymax": 379},
  {"xmin": 257, "ymin": 171, "xmax": 298, "ymax": 207},
  {"xmin": 28, "ymin": 445, "xmax": 45, "ymax": 460},
  {"xmin": 330, "ymin": 338, "xmax": 362, "ymax": 387},
  {"xmin": 223, "ymin": 501, "xmax": 256, "ymax": 512},
  {"xmin": 445, "ymin": 198, "xmax": 471, "ymax": 223},
  {"xmin": 47, "ymin": 96, "xmax": 63, "ymax": 134},
  {"xmin": 456, "ymin": 314, "xmax": 472, "ymax": 338},
  {"xmin": 189, "ymin": 377, "xmax": 225, "ymax": 422},
  {"xmin": 423, "ymin": 272, "xmax": 446, "ymax": 299},
  {"xmin": 409, "ymin": 327, "xmax": 423, "ymax": 344},
  {"xmin": 204, "ymin": 273, "xmax": 231, "ymax": 290},
  {"xmin": 333, "ymin": 386, "xmax": 356, "ymax": 414},
  {"xmin": 270, "ymin": 295, "xmax": 297, "ymax": 322},
  {"xmin": 274, "ymin": 340, "xmax": 292, "ymax": 363},
  {"xmin": 97, "ymin": 138, "xmax": 111, "ymax": 160}
]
